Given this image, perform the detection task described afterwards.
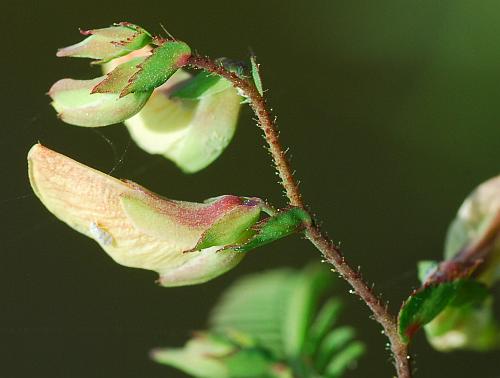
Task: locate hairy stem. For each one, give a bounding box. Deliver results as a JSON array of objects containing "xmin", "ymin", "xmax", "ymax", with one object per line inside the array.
[{"xmin": 188, "ymin": 55, "xmax": 412, "ymax": 378}]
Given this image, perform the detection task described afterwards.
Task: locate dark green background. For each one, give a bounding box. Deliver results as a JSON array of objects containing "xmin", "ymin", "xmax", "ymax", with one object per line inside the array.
[{"xmin": 2, "ymin": 0, "xmax": 500, "ymax": 376}]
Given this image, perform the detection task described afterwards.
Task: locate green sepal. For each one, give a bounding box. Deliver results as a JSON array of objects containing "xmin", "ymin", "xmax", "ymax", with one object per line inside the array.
[
  {"xmin": 171, "ymin": 70, "xmax": 232, "ymax": 100},
  {"xmin": 193, "ymin": 198, "xmax": 263, "ymax": 251},
  {"xmin": 398, "ymin": 279, "xmax": 489, "ymax": 343},
  {"xmin": 250, "ymin": 55, "xmax": 264, "ymax": 96},
  {"xmin": 121, "ymin": 40, "xmax": 191, "ymax": 96},
  {"xmin": 231, "ymin": 207, "xmax": 311, "ymax": 253},
  {"xmin": 57, "ymin": 22, "xmax": 152, "ymax": 64},
  {"xmin": 92, "ymin": 57, "xmax": 146, "ymax": 94}
]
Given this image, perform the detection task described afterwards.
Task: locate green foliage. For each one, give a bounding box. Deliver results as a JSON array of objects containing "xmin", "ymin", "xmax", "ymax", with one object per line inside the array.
[{"xmin": 153, "ymin": 265, "xmax": 364, "ymax": 377}]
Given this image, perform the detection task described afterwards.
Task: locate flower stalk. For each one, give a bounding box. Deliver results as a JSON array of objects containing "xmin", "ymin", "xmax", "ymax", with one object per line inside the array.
[{"xmin": 188, "ymin": 55, "xmax": 412, "ymax": 378}]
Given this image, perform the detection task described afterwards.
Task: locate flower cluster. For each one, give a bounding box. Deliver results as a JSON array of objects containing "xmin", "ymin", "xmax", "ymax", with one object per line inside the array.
[{"xmin": 30, "ymin": 23, "xmax": 309, "ymax": 286}]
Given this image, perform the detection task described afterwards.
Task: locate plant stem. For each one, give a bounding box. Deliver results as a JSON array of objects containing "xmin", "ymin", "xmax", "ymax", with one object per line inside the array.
[{"xmin": 188, "ymin": 55, "xmax": 412, "ymax": 378}]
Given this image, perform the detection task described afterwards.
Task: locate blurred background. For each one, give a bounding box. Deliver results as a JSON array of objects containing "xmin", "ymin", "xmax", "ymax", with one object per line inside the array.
[{"xmin": 2, "ymin": 0, "xmax": 500, "ymax": 376}]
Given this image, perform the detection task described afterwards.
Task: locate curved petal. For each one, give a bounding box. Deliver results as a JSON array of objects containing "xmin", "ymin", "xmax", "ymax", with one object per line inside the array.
[
  {"xmin": 123, "ymin": 70, "xmax": 197, "ymax": 153},
  {"xmin": 28, "ymin": 144, "xmax": 262, "ymax": 286},
  {"xmin": 49, "ymin": 77, "xmax": 152, "ymax": 127},
  {"xmin": 125, "ymin": 74, "xmax": 241, "ymax": 173}
]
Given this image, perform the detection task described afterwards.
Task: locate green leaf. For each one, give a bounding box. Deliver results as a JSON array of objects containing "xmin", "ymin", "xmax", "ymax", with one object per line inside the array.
[
  {"xmin": 231, "ymin": 207, "xmax": 312, "ymax": 253},
  {"xmin": 283, "ymin": 264, "xmax": 332, "ymax": 357},
  {"xmin": 399, "ymin": 282, "xmax": 459, "ymax": 343},
  {"xmin": 398, "ymin": 279, "xmax": 488, "ymax": 343},
  {"xmin": 57, "ymin": 22, "xmax": 152, "ymax": 64},
  {"xmin": 315, "ymin": 327, "xmax": 356, "ymax": 372},
  {"xmin": 171, "ymin": 70, "xmax": 232, "ymax": 100},
  {"xmin": 152, "ymin": 332, "xmax": 291, "ymax": 378},
  {"xmin": 209, "ymin": 269, "xmax": 296, "ymax": 358},
  {"xmin": 209, "ymin": 264, "xmax": 338, "ymax": 360},
  {"xmin": 121, "ymin": 40, "xmax": 191, "ymax": 96},
  {"xmin": 449, "ymin": 280, "xmax": 489, "ymax": 307},
  {"xmin": 151, "ymin": 333, "xmax": 233, "ymax": 378},
  {"xmin": 324, "ymin": 341, "xmax": 365, "ymax": 378},
  {"xmin": 156, "ymin": 265, "xmax": 363, "ymax": 377},
  {"xmin": 305, "ymin": 298, "xmax": 343, "ymax": 355},
  {"xmin": 223, "ymin": 346, "xmax": 276, "ymax": 378},
  {"xmin": 251, "ymin": 55, "xmax": 264, "ymax": 96},
  {"xmin": 49, "ymin": 77, "xmax": 152, "ymax": 127}
]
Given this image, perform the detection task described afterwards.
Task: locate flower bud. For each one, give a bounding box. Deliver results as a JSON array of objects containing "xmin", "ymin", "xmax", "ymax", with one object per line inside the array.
[
  {"xmin": 51, "ymin": 24, "xmax": 191, "ymax": 127},
  {"xmin": 56, "ymin": 22, "xmax": 152, "ymax": 64}
]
